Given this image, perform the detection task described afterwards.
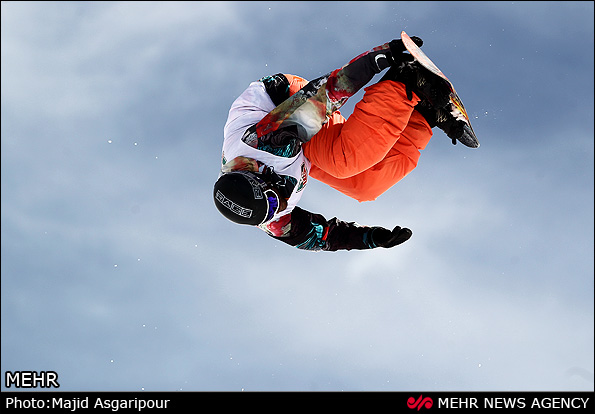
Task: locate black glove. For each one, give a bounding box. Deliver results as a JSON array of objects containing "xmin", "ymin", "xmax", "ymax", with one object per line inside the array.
[
  {"xmin": 390, "ymin": 36, "xmax": 423, "ymax": 53},
  {"xmin": 388, "ymin": 36, "xmax": 423, "ymax": 65},
  {"xmin": 370, "ymin": 226, "xmax": 413, "ymax": 248}
]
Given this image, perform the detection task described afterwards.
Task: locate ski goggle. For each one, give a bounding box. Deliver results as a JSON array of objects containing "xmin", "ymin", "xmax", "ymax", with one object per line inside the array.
[{"xmin": 262, "ymin": 189, "xmax": 281, "ymax": 223}]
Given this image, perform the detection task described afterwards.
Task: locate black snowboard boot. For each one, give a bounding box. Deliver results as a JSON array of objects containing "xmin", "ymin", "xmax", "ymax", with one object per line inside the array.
[
  {"xmin": 380, "ymin": 60, "xmax": 452, "ymax": 109},
  {"xmin": 415, "ymin": 100, "xmax": 479, "ymax": 148}
]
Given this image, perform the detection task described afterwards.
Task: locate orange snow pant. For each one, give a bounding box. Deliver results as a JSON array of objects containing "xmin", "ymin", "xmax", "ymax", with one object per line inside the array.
[{"xmin": 285, "ymin": 74, "xmax": 433, "ymax": 202}]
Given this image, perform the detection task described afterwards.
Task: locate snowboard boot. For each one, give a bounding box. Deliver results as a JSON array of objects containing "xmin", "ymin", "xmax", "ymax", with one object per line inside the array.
[
  {"xmin": 415, "ymin": 100, "xmax": 479, "ymax": 148},
  {"xmin": 380, "ymin": 60, "xmax": 452, "ymax": 109}
]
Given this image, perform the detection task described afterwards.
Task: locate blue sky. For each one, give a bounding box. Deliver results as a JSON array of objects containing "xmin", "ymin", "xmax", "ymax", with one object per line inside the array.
[{"xmin": 1, "ymin": 1, "xmax": 593, "ymax": 391}]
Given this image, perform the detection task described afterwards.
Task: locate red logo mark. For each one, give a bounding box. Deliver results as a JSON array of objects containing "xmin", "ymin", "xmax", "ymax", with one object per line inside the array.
[{"xmin": 407, "ymin": 395, "xmax": 433, "ymax": 410}]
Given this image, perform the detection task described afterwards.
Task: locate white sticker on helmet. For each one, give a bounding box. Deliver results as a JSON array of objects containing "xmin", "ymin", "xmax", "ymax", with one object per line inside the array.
[{"xmin": 215, "ymin": 190, "xmax": 253, "ymax": 218}]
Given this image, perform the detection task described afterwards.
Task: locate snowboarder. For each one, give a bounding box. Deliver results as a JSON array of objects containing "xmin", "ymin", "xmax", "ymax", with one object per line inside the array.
[{"xmin": 214, "ymin": 36, "xmax": 471, "ymax": 251}]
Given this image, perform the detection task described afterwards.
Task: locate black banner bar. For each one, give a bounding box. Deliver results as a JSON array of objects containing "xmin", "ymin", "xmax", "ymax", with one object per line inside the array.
[{"xmin": 1, "ymin": 391, "xmax": 593, "ymax": 411}]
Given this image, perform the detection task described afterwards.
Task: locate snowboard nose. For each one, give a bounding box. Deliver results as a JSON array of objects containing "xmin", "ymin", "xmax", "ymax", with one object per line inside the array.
[{"xmin": 459, "ymin": 124, "xmax": 480, "ymax": 148}]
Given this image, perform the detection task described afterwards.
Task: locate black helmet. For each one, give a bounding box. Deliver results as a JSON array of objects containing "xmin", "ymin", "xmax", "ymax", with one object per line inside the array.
[{"xmin": 213, "ymin": 170, "xmax": 280, "ymax": 225}]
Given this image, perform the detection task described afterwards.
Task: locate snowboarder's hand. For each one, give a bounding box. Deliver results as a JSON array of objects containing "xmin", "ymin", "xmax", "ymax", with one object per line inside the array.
[
  {"xmin": 371, "ymin": 226, "xmax": 412, "ymax": 248},
  {"xmin": 389, "ymin": 36, "xmax": 423, "ymax": 54},
  {"xmin": 389, "ymin": 36, "xmax": 423, "ymax": 65}
]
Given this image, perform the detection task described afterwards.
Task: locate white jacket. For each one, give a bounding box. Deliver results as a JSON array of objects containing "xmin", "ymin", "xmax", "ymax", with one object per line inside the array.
[{"xmin": 221, "ymin": 81, "xmax": 311, "ymax": 223}]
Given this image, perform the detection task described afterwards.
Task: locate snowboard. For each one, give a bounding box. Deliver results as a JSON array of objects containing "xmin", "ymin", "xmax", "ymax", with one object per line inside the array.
[{"xmin": 401, "ymin": 31, "xmax": 480, "ymax": 148}]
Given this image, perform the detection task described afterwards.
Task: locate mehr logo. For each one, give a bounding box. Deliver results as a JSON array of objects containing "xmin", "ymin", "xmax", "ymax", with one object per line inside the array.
[
  {"xmin": 4, "ymin": 371, "xmax": 60, "ymax": 389},
  {"xmin": 407, "ymin": 395, "xmax": 433, "ymax": 410}
]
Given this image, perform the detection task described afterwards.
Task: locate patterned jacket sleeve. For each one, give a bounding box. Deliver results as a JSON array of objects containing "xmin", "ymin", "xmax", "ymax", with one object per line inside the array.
[
  {"xmin": 253, "ymin": 42, "xmax": 394, "ymax": 143},
  {"xmin": 260, "ymin": 206, "xmax": 380, "ymax": 251}
]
